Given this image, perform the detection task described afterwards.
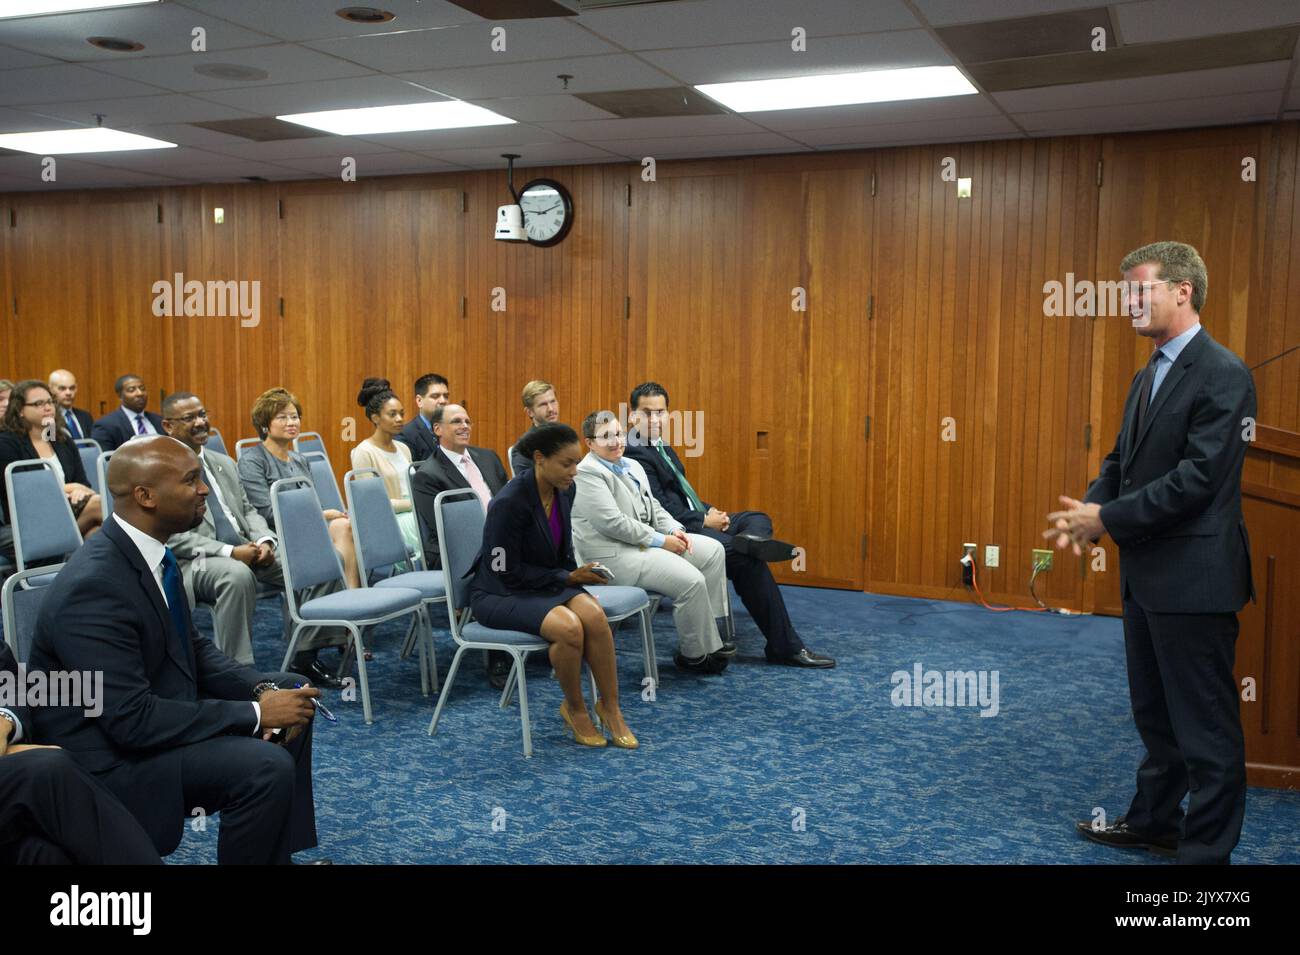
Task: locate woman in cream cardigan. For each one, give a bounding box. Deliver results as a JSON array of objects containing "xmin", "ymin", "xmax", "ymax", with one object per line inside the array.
[{"xmin": 350, "ymin": 378, "xmax": 420, "ymax": 560}]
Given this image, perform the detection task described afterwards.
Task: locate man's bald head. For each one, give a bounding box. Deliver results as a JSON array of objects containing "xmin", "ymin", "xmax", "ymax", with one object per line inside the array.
[
  {"xmin": 107, "ymin": 436, "xmax": 208, "ymax": 540},
  {"xmin": 48, "ymin": 369, "xmax": 78, "ymax": 410}
]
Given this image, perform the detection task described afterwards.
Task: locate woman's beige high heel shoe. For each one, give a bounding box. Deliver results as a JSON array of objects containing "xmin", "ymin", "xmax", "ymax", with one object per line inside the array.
[
  {"xmin": 594, "ymin": 700, "xmax": 639, "ymax": 750},
  {"xmin": 560, "ymin": 702, "xmax": 607, "ymax": 747}
]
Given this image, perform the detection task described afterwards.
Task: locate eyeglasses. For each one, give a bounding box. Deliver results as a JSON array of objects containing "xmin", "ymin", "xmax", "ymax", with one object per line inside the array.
[
  {"xmin": 592, "ymin": 433, "xmax": 625, "ymax": 445},
  {"xmin": 166, "ymin": 409, "xmax": 209, "ymax": 424},
  {"xmin": 272, "ymin": 414, "xmax": 301, "ymax": 424},
  {"xmin": 24, "ymin": 398, "xmax": 55, "ymax": 409}
]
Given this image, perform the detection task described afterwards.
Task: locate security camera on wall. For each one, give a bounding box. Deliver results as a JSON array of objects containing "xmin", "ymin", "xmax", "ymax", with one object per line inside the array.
[{"xmin": 495, "ymin": 203, "xmax": 526, "ymax": 242}]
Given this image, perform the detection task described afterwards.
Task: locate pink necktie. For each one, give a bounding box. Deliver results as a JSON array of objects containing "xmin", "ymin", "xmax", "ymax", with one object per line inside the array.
[{"xmin": 462, "ymin": 453, "xmax": 491, "ymax": 512}]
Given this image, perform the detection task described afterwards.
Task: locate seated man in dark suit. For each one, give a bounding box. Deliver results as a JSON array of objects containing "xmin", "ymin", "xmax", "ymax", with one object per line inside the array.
[
  {"xmin": 623, "ymin": 381, "xmax": 834, "ymax": 669},
  {"xmin": 509, "ymin": 379, "xmax": 561, "ymax": 477},
  {"xmin": 91, "ymin": 373, "xmax": 164, "ymax": 452},
  {"xmin": 48, "ymin": 368, "xmax": 94, "ymax": 442},
  {"xmin": 28, "ymin": 436, "xmax": 327, "ymax": 865},
  {"xmin": 396, "ymin": 372, "xmax": 449, "ymax": 463},
  {"xmin": 411, "ymin": 403, "xmax": 511, "ymax": 687},
  {"xmin": 0, "ymin": 640, "xmax": 161, "ymax": 864}
]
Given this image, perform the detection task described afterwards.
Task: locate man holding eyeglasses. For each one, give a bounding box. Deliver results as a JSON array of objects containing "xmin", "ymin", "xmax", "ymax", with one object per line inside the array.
[
  {"xmin": 1045, "ymin": 242, "xmax": 1256, "ymax": 865},
  {"xmin": 158, "ymin": 392, "xmax": 313, "ymax": 676}
]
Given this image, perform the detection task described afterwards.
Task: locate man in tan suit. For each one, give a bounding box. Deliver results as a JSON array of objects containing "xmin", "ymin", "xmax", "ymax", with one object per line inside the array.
[{"xmin": 571, "ymin": 410, "xmax": 731, "ymax": 674}]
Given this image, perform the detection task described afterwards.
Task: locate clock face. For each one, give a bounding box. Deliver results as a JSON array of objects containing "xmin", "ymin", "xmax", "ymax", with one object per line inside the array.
[{"xmin": 518, "ymin": 179, "xmax": 572, "ymax": 246}]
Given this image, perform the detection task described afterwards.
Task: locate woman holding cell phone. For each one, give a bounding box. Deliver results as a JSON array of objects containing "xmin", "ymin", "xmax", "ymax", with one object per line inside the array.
[{"xmin": 467, "ymin": 423, "xmax": 637, "ymax": 750}]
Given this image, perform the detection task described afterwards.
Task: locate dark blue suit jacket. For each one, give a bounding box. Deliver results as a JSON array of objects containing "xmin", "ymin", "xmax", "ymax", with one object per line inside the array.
[
  {"xmin": 469, "ymin": 473, "xmax": 577, "ymax": 599},
  {"xmin": 1084, "ymin": 328, "xmax": 1255, "ymax": 614},
  {"xmin": 61, "ymin": 407, "xmax": 94, "ymax": 442},
  {"xmin": 0, "ymin": 431, "xmax": 90, "ymax": 523},
  {"xmin": 28, "ymin": 517, "xmax": 267, "ymax": 853},
  {"xmin": 623, "ymin": 434, "xmax": 711, "ymax": 533},
  {"xmin": 91, "ymin": 408, "xmax": 164, "ymax": 453},
  {"xmin": 396, "ymin": 415, "xmax": 439, "ymax": 463}
]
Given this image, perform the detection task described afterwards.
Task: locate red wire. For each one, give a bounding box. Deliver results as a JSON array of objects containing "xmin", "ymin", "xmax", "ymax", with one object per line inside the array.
[{"xmin": 967, "ymin": 558, "xmax": 1052, "ymax": 614}]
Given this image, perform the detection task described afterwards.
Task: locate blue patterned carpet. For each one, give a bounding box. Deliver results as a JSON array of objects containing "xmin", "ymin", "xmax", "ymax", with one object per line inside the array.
[{"xmin": 159, "ymin": 585, "xmax": 1297, "ymax": 863}]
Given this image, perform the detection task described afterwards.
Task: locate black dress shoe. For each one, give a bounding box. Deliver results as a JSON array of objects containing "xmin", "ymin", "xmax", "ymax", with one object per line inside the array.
[
  {"xmin": 765, "ymin": 647, "xmax": 836, "ymax": 668},
  {"xmin": 1075, "ymin": 817, "xmax": 1177, "ymax": 856},
  {"xmin": 674, "ymin": 651, "xmax": 730, "ymax": 674},
  {"xmin": 307, "ymin": 660, "xmax": 346, "ymax": 690},
  {"xmin": 732, "ymin": 534, "xmax": 798, "ymax": 563},
  {"xmin": 487, "ymin": 651, "xmax": 513, "ymax": 690}
]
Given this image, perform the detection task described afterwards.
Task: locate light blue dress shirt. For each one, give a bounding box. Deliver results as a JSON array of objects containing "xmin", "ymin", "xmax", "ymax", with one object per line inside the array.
[{"xmin": 1149, "ymin": 323, "xmax": 1201, "ymax": 402}]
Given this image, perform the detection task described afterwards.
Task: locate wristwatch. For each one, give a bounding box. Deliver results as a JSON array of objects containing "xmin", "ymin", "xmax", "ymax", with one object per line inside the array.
[{"xmin": 252, "ymin": 681, "xmax": 279, "ymax": 700}]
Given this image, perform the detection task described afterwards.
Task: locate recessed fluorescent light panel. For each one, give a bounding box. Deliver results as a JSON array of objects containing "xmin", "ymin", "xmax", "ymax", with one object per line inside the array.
[
  {"xmin": 278, "ymin": 101, "xmax": 516, "ymax": 136},
  {"xmin": 0, "ymin": 127, "xmax": 176, "ymax": 154},
  {"xmin": 0, "ymin": 0, "xmax": 159, "ymax": 19},
  {"xmin": 696, "ymin": 66, "xmax": 978, "ymax": 112}
]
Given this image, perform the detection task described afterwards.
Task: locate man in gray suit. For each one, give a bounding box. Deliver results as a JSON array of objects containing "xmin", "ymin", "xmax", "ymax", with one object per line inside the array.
[
  {"xmin": 571, "ymin": 410, "xmax": 730, "ymax": 674},
  {"xmin": 160, "ymin": 392, "xmax": 343, "ymax": 686}
]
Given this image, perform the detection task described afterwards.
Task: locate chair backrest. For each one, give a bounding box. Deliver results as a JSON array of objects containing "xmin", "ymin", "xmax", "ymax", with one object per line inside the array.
[
  {"xmin": 269, "ymin": 477, "xmax": 344, "ymax": 602},
  {"xmin": 205, "ymin": 428, "xmax": 228, "ymax": 457},
  {"xmin": 303, "ymin": 451, "xmax": 343, "ymax": 512},
  {"xmin": 235, "ymin": 437, "xmax": 260, "ymax": 460},
  {"xmin": 4, "ymin": 460, "xmax": 82, "ymax": 573},
  {"xmin": 97, "ymin": 451, "xmax": 114, "ymax": 519},
  {"xmin": 345, "ymin": 468, "xmax": 409, "ymax": 582},
  {"xmin": 1, "ymin": 564, "xmax": 62, "ymax": 664},
  {"xmin": 75, "ymin": 438, "xmax": 102, "ymax": 492},
  {"xmin": 434, "ymin": 489, "xmax": 485, "ymax": 618},
  {"xmin": 407, "ymin": 462, "xmax": 429, "ymax": 570},
  {"xmin": 506, "ymin": 444, "xmax": 516, "ymax": 478},
  {"xmin": 294, "ymin": 432, "xmax": 327, "ymax": 464}
]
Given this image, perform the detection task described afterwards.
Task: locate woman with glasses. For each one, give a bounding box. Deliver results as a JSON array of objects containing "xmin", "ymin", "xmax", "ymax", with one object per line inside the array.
[
  {"xmin": 236, "ymin": 387, "xmax": 361, "ymax": 589},
  {"xmin": 0, "ymin": 379, "xmax": 103, "ymax": 543}
]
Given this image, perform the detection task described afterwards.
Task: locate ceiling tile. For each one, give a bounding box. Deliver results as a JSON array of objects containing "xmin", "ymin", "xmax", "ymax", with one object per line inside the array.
[
  {"xmin": 398, "ymin": 53, "xmax": 676, "ymax": 99},
  {"xmin": 0, "ymin": 64, "xmax": 166, "ymax": 105},
  {"xmin": 639, "ymin": 31, "xmax": 952, "ymax": 84},
  {"xmin": 0, "ymin": 43, "xmax": 60, "ymax": 69},
  {"xmin": 1013, "ymin": 89, "xmax": 1282, "ymax": 131},
  {"xmin": 537, "ymin": 113, "xmax": 766, "ymax": 140},
  {"xmin": 0, "ymin": 5, "xmax": 272, "ymax": 61},
  {"xmin": 910, "ymin": 0, "xmax": 1103, "ymax": 27},
  {"xmin": 345, "ymin": 123, "xmax": 567, "ymax": 151},
  {"xmin": 193, "ymin": 75, "xmax": 447, "ymax": 115},
  {"xmin": 174, "ymin": 0, "xmax": 483, "ymax": 43},
  {"xmin": 88, "ymin": 43, "xmax": 375, "ymax": 93},
  {"xmin": 306, "ymin": 17, "xmax": 617, "ymax": 72},
  {"xmin": 993, "ymin": 61, "xmax": 1292, "ymax": 112},
  {"xmin": 593, "ymin": 130, "xmax": 809, "ymax": 158},
  {"xmin": 275, "ymin": 152, "xmax": 464, "ymax": 176},
  {"xmin": 576, "ymin": 0, "xmax": 919, "ymax": 49},
  {"xmin": 465, "ymin": 94, "xmax": 617, "ymax": 122},
  {"xmin": 198, "ymin": 136, "xmax": 398, "ymax": 161},
  {"xmin": 752, "ymin": 93, "xmax": 1000, "ymax": 131},
  {"xmin": 166, "ymin": 159, "xmax": 314, "ymax": 181},
  {"xmin": 18, "ymin": 157, "xmax": 181, "ymax": 188},
  {"xmin": 790, "ymin": 113, "xmax": 1020, "ymax": 146},
  {"xmin": 25, "ymin": 93, "xmax": 259, "ymax": 127},
  {"xmin": 420, "ymin": 140, "xmax": 624, "ymax": 167},
  {"xmin": 0, "ymin": 105, "xmax": 81, "ymax": 132},
  {"xmin": 1117, "ymin": 0, "xmax": 1300, "ymax": 44},
  {"xmin": 72, "ymin": 145, "xmax": 245, "ymax": 174}
]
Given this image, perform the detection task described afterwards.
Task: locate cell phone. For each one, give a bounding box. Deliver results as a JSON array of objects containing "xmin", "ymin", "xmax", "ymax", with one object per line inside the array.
[{"xmin": 589, "ymin": 563, "xmax": 615, "ymax": 581}]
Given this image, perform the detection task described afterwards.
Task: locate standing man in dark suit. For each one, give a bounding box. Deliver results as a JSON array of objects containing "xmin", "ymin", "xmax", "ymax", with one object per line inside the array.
[
  {"xmin": 0, "ymin": 641, "xmax": 161, "ymax": 864},
  {"xmin": 48, "ymin": 369, "xmax": 94, "ymax": 442},
  {"xmin": 396, "ymin": 373, "xmax": 449, "ymax": 463},
  {"xmin": 624, "ymin": 382, "xmax": 835, "ymax": 669},
  {"xmin": 411, "ymin": 403, "xmax": 511, "ymax": 687},
  {"xmin": 1047, "ymin": 241, "xmax": 1255, "ymax": 865},
  {"xmin": 28, "ymin": 436, "xmax": 327, "ymax": 865},
  {"xmin": 91, "ymin": 373, "xmax": 164, "ymax": 452}
]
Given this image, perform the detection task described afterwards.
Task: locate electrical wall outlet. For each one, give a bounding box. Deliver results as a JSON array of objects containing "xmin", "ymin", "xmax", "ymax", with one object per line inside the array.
[
  {"xmin": 984, "ymin": 545, "xmax": 999, "ymax": 568},
  {"xmin": 1032, "ymin": 548, "xmax": 1054, "ymax": 571}
]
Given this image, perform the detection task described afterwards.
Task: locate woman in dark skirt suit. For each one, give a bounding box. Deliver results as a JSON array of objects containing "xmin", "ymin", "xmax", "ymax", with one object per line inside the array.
[{"xmin": 469, "ymin": 423, "xmax": 638, "ymax": 749}]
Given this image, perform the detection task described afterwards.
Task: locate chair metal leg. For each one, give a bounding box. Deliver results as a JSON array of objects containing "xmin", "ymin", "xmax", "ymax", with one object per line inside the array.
[
  {"xmin": 514, "ymin": 651, "xmax": 534, "ymax": 758},
  {"xmin": 428, "ymin": 644, "xmax": 469, "ymax": 735},
  {"xmin": 399, "ymin": 616, "xmax": 418, "ymax": 660},
  {"xmin": 639, "ymin": 607, "xmax": 658, "ymax": 689},
  {"xmin": 416, "ymin": 623, "xmax": 429, "ymax": 697},
  {"xmin": 279, "ymin": 623, "xmax": 304, "ymax": 673},
  {"xmin": 348, "ymin": 623, "xmax": 374, "ymax": 724},
  {"xmin": 589, "ymin": 665, "xmax": 600, "ymax": 725},
  {"xmin": 499, "ymin": 657, "xmax": 519, "ymax": 709},
  {"xmin": 421, "ymin": 605, "xmax": 439, "ymax": 694}
]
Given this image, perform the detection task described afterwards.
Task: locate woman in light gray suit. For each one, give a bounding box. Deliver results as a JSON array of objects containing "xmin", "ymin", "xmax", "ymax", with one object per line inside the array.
[{"xmin": 571, "ymin": 410, "xmax": 731, "ymax": 674}]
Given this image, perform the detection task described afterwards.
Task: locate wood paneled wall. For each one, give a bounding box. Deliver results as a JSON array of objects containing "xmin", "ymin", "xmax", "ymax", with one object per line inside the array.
[{"xmin": 4, "ymin": 122, "xmax": 1300, "ymax": 618}]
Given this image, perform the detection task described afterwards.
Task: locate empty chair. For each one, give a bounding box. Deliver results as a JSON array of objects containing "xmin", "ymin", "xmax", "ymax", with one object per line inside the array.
[
  {"xmin": 205, "ymin": 427, "xmax": 229, "ymax": 457},
  {"xmin": 75, "ymin": 438, "xmax": 102, "ymax": 493},
  {"xmin": 270, "ymin": 476, "xmax": 423, "ymax": 724},
  {"xmin": 303, "ymin": 451, "xmax": 344, "ymax": 513},
  {"xmin": 293, "ymin": 431, "xmax": 327, "ymax": 463},
  {"xmin": 234, "ymin": 437, "xmax": 261, "ymax": 460},
  {"xmin": 4, "ymin": 460, "xmax": 81, "ymax": 579},
  {"xmin": 344, "ymin": 468, "xmax": 443, "ymax": 693},
  {"xmin": 2, "ymin": 564, "xmax": 62, "ymax": 662}
]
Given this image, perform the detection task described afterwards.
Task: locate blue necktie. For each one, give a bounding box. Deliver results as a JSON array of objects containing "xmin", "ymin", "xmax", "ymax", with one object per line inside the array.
[
  {"xmin": 160, "ymin": 548, "xmax": 192, "ymax": 650},
  {"xmin": 64, "ymin": 410, "xmax": 81, "ymax": 439}
]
